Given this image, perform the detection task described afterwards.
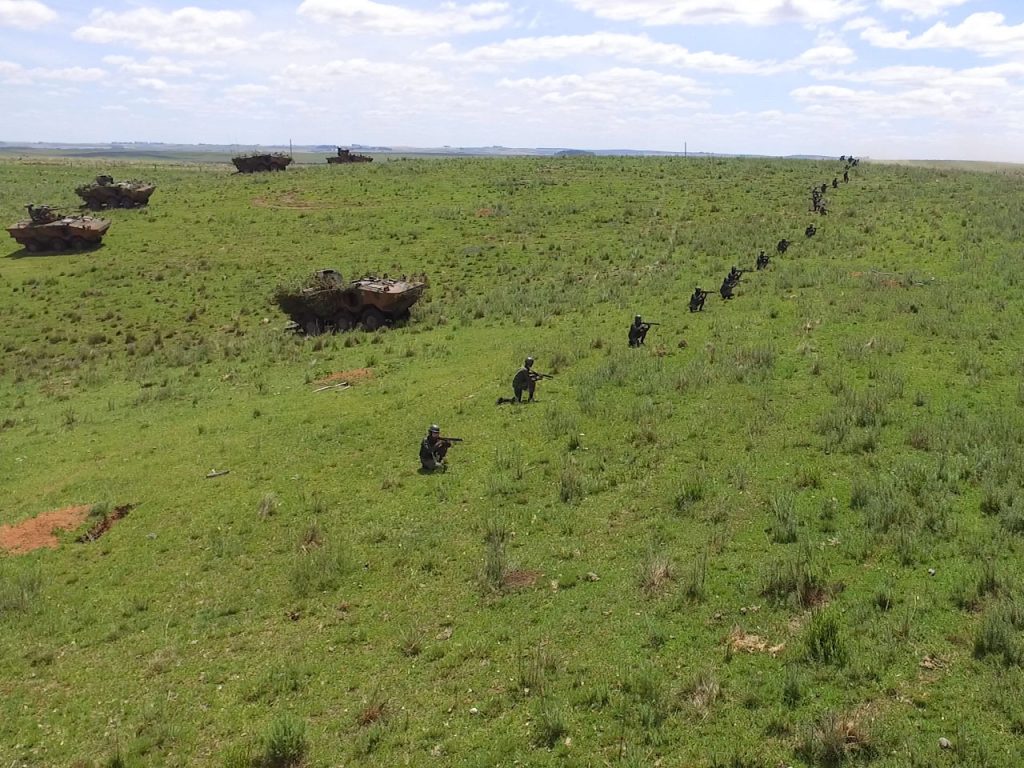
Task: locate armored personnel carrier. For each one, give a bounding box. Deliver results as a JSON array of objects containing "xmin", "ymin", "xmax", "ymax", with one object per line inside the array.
[
  {"xmin": 75, "ymin": 175, "xmax": 156, "ymax": 210},
  {"xmin": 232, "ymin": 153, "xmax": 293, "ymax": 173},
  {"xmin": 275, "ymin": 269, "xmax": 426, "ymax": 335},
  {"xmin": 327, "ymin": 148, "xmax": 373, "ymax": 164},
  {"xmin": 6, "ymin": 205, "xmax": 111, "ymax": 253}
]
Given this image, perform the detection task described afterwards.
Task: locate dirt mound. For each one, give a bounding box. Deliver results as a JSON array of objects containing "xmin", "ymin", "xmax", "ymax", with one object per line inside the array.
[
  {"xmin": 314, "ymin": 368, "xmax": 374, "ymax": 386},
  {"xmin": 0, "ymin": 505, "xmax": 91, "ymax": 554},
  {"xmin": 76, "ymin": 504, "xmax": 134, "ymax": 543}
]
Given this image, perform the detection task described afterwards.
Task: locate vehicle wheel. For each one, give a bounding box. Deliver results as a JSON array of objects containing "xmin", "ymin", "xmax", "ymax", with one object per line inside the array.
[
  {"xmin": 334, "ymin": 313, "xmax": 355, "ymax": 332},
  {"xmin": 49, "ymin": 239, "xmax": 66, "ymax": 252},
  {"xmin": 25, "ymin": 241, "xmax": 39, "ymax": 253},
  {"xmin": 303, "ymin": 317, "xmax": 322, "ymax": 336},
  {"xmin": 361, "ymin": 308, "xmax": 386, "ymax": 331},
  {"xmin": 71, "ymin": 237, "xmax": 89, "ymax": 251}
]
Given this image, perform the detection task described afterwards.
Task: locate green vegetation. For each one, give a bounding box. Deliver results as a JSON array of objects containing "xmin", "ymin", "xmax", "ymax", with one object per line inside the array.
[{"xmin": 2, "ymin": 154, "xmax": 1024, "ymax": 766}]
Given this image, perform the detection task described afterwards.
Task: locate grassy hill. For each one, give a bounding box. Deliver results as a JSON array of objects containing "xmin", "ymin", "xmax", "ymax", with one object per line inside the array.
[{"xmin": 2, "ymin": 155, "xmax": 1024, "ymax": 767}]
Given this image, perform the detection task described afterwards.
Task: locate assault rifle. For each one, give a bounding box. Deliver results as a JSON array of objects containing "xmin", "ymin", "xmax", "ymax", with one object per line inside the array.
[
  {"xmin": 531, "ymin": 371, "xmax": 555, "ymax": 380},
  {"xmin": 438, "ymin": 436, "xmax": 464, "ymax": 443},
  {"xmin": 642, "ymin": 321, "xmax": 661, "ymax": 326}
]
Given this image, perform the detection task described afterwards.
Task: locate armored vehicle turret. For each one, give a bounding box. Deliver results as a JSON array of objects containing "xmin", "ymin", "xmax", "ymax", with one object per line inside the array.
[{"xmin": 327, "ymin": 147, "xmax": 373, "ymax": 164}]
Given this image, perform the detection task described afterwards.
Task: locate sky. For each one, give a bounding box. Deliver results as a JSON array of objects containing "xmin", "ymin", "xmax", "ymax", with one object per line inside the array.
[{"xmin": 1, "ymin": 0, "xmax": 1024, "ymax": 160}]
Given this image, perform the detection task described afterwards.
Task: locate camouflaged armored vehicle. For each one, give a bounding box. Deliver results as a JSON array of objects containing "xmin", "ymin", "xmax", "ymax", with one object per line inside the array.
[
  {"xmin": 7, "ymin": 205, "xmax": 111, "ymax": 253},
  {"xmin": 232, "ymin": 153, "xmax": 293, "ymax": 173},
  {"xmin": 327, "ymin": 148, "xmax": 373, "ymax": 164},
  {"xmin": 275, "ymin": 269, "xmax": 426, "ymax": 334},
  {"xmin": 75, "ymin": 175, "xmax": 156, "ymax": 210}
]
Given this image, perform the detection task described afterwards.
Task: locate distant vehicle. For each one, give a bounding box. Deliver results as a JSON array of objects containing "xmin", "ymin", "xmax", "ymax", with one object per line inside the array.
[
  {"xmin": 75, "ymin": 175, "xmax": 156, "ymax": 210},
  {"xmin": 327, "ymin": 147, "xmax": 373, "ymax": 164},
  {"xmin": 275, "ymin": 269, "xmax": 426, "ymax": 334},
  {"xmin": 6, "ymin": 205, "xmax": 110, "ymax": 253},
  {"xmin": 232, "ymin": 153, "xmax": 292, "ymax": 173}
]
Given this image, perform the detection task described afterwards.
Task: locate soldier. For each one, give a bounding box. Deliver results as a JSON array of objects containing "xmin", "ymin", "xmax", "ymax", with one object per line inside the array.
[
  {"xmin": 628, "ymin": 315, "xmax": 651, "ymax": 347},
  {"xmin": 756, "ymin": 250, "xmax": 770, "ymax": 270},
  {"xmin": 820, "ymin": 182, "xmax": 828, "ymax": 194},
  {"xmin": 689, "ymin": 287, "xmax": 708, "ymax": 312},
  {"xmin": 777, "ymin": 238, "xmax": 790, "ymax": 254},
  {"xmin": 512, "ymin": 356, "xmax": 542, "ymax": 403},
  {"xmin": 727, "ymin": 265, "xmax": 744, "ymax": 284},
  {"xmin": 843, "ymin": 170, "xmax": 849, "ymax": 183},
  {"xmin": 805, "ymin": 224, "xmax": 816, "ymax": 238},
  {"xmin": 832, "ymin": 177, "xmax": 839, "ymax": 189},
  {"xmin": 720, "ymin": 275, "xmax": 735, "ymax": 300},
  {"xmin": 420, "ymin": 425, "xmax": 452, "ymax": 472}
]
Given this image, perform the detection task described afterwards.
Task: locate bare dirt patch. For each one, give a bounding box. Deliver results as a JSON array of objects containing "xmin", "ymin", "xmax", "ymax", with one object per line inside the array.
[
  {"xmin": 727, "ymin": 626, "xmax": 786, "ymax": 656},
  {"xmin": 503, "ymin": 569, "xmax": 541, "ymax": 590},
  {"xmin": 0, "ymin": 505, "xmax": 91, "ymax": 554},
  {"xmin": 76, "ymin": 504, "xmax": 134, "ymax": 543},
  {"xmin": 253, "ymin": 193, "xmax": 333, "ymax": 210},
  {"xmin": 314, "ymin": 368, "xmax": 375, "ymax": 386}
]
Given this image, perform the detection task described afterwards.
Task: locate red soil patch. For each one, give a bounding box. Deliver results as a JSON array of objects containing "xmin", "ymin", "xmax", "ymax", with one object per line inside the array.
[
  {"xmin": 76, "ymin": 504, "xmax": 134, "ymax": 543},
  {"xmin": 475, "ymin": 207, "xmax": 496, "ymax": 217},
  {"xmin": 0, "ymin": 505, "xmax": 91, "ymax": 554},
  {"xmin": 314, "ymin": 368, "xmax": 374, "ymax": 386}
]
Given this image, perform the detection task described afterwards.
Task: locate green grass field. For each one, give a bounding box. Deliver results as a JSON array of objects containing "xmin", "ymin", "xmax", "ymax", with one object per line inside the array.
[{"xmin": 2, "ymin": 155, "xmax": 1024, "ymax": 767}]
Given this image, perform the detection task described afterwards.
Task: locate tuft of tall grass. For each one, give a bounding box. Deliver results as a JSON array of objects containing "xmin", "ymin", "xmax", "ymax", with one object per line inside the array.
[
  {"xmin": 767, "ymin": 491, "xmax": 799, "ymax": 544},
  {"xmin": 803, "ymin": 610, "xmax": 847, "ymax": 667},
  {"xmin": 761, "ymin": 547, "xmax": 825, "ymax": 609},
  {"xmin": 261, "ymin": 715, "xmax": 307, "ymax": 768}
]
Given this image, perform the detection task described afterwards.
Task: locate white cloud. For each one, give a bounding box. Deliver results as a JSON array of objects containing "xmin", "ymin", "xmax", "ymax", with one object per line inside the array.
[
  {"xmin": 74, "ymin": 6, "xmax": 252, "ymax": 54},
  {"xmin": 791, "ymin": 82, "xmax": 995, "ymax": 121},
  {"xmin": 276, "ymin": 58, "xmax": 453, "ymax": 100},
  {"xmin": 103, "ymin": 56, "xmax": 196, "ymax": 77},
  {"xmin": 0, "ymin": 59, "xmax": 105, "ymax": 84},
  {"xmin": 429, "ymin": 32, "xmax": 857, "ymax": 75},
  {"xmin": 860, "ymin": 12, "xmax": 1024, "ymax": 56},
  {"xmin": 793, "ymin": 42, "xmax": 858, "ymax": 67},
  {"xmin": 498, "ymin": 67, "xmax": 712, "ymax": 112},
  {"xmin": 427, "ymin": 33, "xmax": 777, "ymax": 74},
  {"xmin": 814, "ymin": 62, "xmax": 1024, "ymax": 89},
  {"xmin": 297, "ymin": 0, "xmax": 511, "ymax": 35},
  {"xmin": 876, "ymin": 0, "xmax": 970, "ymax": 19},
  {"xmin": 564, "ymin": 0, "xmax": 863, "ymax": 27},
  {"xmin": 0, "ymin": 0, "xmax": 56, "ymax": 29},
  {"xmin": 225, "ymin": 83, "xmax": 271, "ymax": 100}
]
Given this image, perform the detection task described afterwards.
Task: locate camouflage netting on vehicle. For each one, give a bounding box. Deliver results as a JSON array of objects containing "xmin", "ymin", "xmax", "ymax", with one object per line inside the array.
[
  {"xmin": 274, "ymin": 269, "xmax": 426, "ymax": 334},
  {"xmin": 75, "ymin": 176, "xmax": 156, "ymax": 210},
  {"xmin": 274, "ymin": 271, "xmax": 349, "ymax": 319}
]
